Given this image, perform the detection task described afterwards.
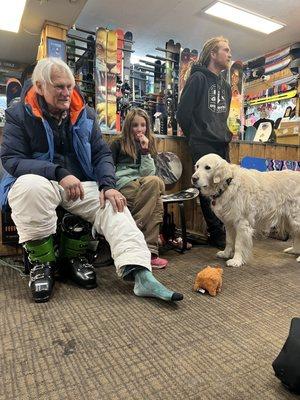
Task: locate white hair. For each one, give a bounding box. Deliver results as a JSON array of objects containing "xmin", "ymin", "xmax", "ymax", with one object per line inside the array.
[{"xmin": 31, "ymin": 57, "xmax": 75, "ymax": 88}]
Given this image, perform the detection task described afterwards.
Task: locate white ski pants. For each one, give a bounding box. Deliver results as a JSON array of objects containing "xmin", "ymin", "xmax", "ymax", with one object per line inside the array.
[{"xmin": 8, "ymin": 175, "xmax": 151, "ymax": 276}]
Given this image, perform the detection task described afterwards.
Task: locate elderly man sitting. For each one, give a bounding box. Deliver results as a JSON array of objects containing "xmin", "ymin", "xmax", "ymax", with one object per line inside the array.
[{"xmin": 0, "ymin": 57, "xmax": 183, "ymax": 304}]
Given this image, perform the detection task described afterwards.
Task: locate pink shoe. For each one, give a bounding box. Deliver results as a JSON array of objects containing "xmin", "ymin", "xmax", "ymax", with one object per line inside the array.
[{"xmin": 151, "ymin": 256, "xmax": 168, "ymax": 269}]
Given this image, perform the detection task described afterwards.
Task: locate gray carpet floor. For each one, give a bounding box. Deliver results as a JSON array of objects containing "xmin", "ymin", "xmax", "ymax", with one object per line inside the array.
[{"xmin": 0, "ymin": 238, "xmax": 299, "ymax": 400}]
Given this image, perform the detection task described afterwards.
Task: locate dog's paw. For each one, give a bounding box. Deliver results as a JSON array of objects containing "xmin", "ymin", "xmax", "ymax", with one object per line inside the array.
[
  {"xmin": 284, "ymin": 246, "xmax": 295, "ymax": 254},
  {"xmin": 226, "ymin": 257, "xmax": 244, "ymax": 268},
  {"xmin": 297, "ymin": 256, "xmax": 300, "ymax": 262},
  {"xmin": 216, "ymin": 249, "xmax": 233, "ymax": 259}
]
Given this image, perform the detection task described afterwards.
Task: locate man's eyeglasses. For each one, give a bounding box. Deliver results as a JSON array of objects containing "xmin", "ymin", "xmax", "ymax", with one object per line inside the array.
[{"xmin": 51, "ymin": 84, "xmax": 74, "ymax": 93}]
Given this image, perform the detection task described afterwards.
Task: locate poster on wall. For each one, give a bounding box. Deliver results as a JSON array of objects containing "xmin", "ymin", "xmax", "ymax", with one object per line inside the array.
[{"xmin": 47, "ymin": 38, "xmax": 66, "ymax": 60}]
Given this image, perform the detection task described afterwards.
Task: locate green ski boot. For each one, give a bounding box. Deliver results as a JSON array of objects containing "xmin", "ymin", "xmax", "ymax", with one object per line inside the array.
[
  {"xmin": 60, "ymin": 214, "xmax": 97, "ymax": 289},
  {"xmin": 24, "ymin": 236, "xmax": 56, "ymax": 303}
]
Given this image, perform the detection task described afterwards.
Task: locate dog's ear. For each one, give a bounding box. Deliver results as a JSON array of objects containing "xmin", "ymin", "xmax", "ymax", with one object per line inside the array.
[
  {"xmin": 213, "ymin": 175, "xmax": 221, "ymax": 184},
  {"xmin": 212, "ymin": 160, "xmax": 232, "ymax": 184}
]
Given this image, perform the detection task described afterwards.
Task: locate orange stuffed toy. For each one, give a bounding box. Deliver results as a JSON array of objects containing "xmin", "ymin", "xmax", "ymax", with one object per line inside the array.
[{"xmin": 193, "ymin": 265, "xmax": 223, "ymax": 296}]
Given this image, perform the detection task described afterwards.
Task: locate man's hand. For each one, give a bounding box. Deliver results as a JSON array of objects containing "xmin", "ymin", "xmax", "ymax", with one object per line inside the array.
[
  {"xmin": 137, "ymin": 133, "xmax": 149, "ymax": 150},
  {"xmin": 59, "ymin": 175, "xmax": 84, "ymax": 201},
  {"xmin": 99, "ymin": 188, "xmax": 127, "ymax": 212}
]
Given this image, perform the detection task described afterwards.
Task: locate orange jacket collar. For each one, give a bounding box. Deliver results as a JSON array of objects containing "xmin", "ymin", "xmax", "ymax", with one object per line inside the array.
[{"xmin": 24, "ymin": 86, "xmax": 85, "ymax": 125}]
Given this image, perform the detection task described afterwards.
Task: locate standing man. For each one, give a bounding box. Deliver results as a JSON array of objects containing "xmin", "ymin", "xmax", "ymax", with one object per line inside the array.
[
  {"xmin": 177, "ymin": 36, "xmax": 232, "ymax": 248},
  {"xmin": 0, "ymin": 57, "xmax": 183, "ymax": 304}
]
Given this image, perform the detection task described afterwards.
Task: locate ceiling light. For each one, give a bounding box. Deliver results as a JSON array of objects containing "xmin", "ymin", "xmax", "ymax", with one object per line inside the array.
[
  {"xmin": 0, "ymin": 0, "xmax": 27, "ymax": 33},
  {"xmin": 204, "ymin": 1, "xmax": 285, "ymax": 34}
]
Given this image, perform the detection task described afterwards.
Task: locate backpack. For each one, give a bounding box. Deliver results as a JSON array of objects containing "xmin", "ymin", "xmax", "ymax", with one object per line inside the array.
[{"xmin": 272, "ymin": 317, "xmax": 300, "ymax": 394}]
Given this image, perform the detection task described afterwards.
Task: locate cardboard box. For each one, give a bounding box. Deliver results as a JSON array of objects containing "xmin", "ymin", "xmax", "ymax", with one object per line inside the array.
[
  {"xmin": 277, "ymin": 119, "xmax": 300, "ymax": 134},
  {"xmin": 276, "ymin": 132, "xmax": 300, "ymax": 145}
]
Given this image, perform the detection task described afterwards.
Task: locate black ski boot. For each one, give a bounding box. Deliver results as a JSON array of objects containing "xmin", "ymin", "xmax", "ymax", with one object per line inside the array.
[
  {"xmin": 59, "ymin": 214, "xmax": 97, "ymax": 289},
  {"xmin": 24, "ymin": 236, "xmax": 56, "ymax": 303}
]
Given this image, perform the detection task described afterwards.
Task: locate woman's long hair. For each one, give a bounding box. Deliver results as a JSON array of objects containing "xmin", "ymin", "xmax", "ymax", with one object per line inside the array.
[{"xmin": 119, "ymin": 108, "xmax": 157, "ymax": 160}]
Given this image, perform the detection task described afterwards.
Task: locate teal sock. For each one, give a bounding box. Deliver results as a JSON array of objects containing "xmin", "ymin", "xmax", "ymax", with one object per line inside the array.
[{"xmin": 134, "ymin": 269, "xmax": 183, "ymax": 302}]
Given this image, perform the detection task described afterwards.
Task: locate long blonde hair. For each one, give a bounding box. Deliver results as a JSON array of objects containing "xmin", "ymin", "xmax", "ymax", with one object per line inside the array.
[
  {"xmin": 119, "ymin": 108, "xmax": 157, "ymax": 160},
  {"xmin": 198, "ymin": 36, "xmax": 229, "ymax": 67}
]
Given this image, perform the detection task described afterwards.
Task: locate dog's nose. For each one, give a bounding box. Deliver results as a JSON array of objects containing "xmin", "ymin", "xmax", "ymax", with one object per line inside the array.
[{"xmin": 192, "ymin": 176, "xmax": 198, "ymax": 184}]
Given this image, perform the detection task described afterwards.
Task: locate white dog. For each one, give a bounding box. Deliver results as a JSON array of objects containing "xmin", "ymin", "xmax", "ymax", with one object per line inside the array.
[{"xmin": 191, "ymin": 153, "xmax": 300, "ymax": 267}]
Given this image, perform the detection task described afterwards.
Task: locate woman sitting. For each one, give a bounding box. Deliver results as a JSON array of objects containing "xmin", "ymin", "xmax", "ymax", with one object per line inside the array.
[{"xmin": 110, "ymin": 108, "xmax": 168, "ymax": 269}]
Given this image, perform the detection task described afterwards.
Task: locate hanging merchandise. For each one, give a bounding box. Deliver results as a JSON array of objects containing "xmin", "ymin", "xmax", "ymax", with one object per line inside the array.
[
  {"xmin": 243, "ymin": 42, "xmax": 300, "ymax": 143},
  {"xmin": 244, "ymin": 43, "xmax": 300, "ymax": 83}
]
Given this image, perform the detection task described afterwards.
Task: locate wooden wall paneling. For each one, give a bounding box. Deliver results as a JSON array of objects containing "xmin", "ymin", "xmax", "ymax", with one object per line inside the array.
[
  {"xmin": 275, "ymin": 145, "xmax": 288, "ymax": 160},
  {"xmin": 237, "ymin": 143, "xmax": 253, "ymax": 163},
  {"xmin": 229, "ymin": 142, "xmax": 240, "ymax": 164},
  {"xmin": 252, "ymin": 143, "xmax": 266, "ymax": 158},
  {"xmin": 264, "ymin": 145, "xmax": 277, "ymax": 159},
  {"xmin": 284, "ymin": 147, "xmax": 299, "ymax": 160}
]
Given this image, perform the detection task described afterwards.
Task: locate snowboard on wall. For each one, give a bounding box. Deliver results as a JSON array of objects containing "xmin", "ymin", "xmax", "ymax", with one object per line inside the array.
[
  {"xmin": 173, "ymin": 42, "xmax": 181, "ymax": 136},
  {"xmin": 190, "ymin": 49, "xmax": 198, "ymax": 64},
  {"xmin": 228, "ymin": 60, "xmax": 244, "ymax": 140},
  {"xmin": 247, "ymin": 89, "xmax": 297, "ymax": 106},
  {"xmin": 106, "ymin": 30, "xmax": 118, "ymax": 132},
  {"xmin": 252, "ymin": 118, "xmax": 274, "ymax": 142},
  {"xmin": 95, "ymin": 27, "xmax": 108, "ymax": 131},
  {"xmin": 154, "ymin": 60, "xmax": 162, "ymax": 94},
  {"xmin": 241, "ymin": 156, "xmax": 300, "ymax": 172},
  {"xmin": 123, "ymin": 31, "xmax": 133, "ymax": 84},
  {"xmin": 156, "ymin": 151, "xmax": 183, "ymax": 185},
  {"xmin": 6, "ymin": 78, "xmax": 22, "ymax": 107},
  {"xmin": 178, "ymin": 47, "xmax": 191, "ymax": 98},
  {"xmin": 116, "ymin": 28, "xmax": 124, "ymax": 132},
  {"xmin": 95, "ymin": 28, "xmax": 118, "ymax": 133},
  {"xmin": 165, "ymin": 39, "xmax": 175, "ymax": 135},
  {"xmin": 177, "ymin": 47, "xmax": 191, "ymax": 136},
  {"xmin": 154, "ymin": 94, "xmax": 168, "ymax": 135}
]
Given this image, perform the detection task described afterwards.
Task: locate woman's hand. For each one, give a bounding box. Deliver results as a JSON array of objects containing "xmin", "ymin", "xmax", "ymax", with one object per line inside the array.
[{"xmin": 137, "ymin": 134, "xmax": 149, "ymax": 150}]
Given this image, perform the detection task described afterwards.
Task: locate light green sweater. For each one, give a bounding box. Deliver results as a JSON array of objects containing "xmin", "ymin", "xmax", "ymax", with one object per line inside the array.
[{"xmin": 110, "ymin": 139, "xmax": 157, "ymax": 190}]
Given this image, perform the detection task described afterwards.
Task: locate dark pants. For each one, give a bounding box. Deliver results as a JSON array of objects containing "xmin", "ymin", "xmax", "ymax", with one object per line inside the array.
[{"xmin": 191, "ymin": 142, "xmax": 230, "ymax": 236}]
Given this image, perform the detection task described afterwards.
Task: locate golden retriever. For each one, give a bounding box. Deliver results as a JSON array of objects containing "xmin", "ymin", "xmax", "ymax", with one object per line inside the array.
[{"xmin": 191, "ymin": 153, "xmax": 300, "ymax": 267}]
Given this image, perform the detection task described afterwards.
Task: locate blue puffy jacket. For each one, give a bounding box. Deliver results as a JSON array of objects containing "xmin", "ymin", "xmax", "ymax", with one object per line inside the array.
[{"xmin": 0, "ymin": 80, "xmax": 116, "ymax": 207}]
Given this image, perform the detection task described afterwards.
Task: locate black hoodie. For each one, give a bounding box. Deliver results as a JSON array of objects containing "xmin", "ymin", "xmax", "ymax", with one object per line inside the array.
[{"xmin": 177, "ymin": 64, "xmax": 232, "ymax": 147}]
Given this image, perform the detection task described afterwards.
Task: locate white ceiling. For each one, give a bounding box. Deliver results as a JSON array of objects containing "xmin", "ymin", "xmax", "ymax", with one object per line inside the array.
[
  {"xmin": 76, "ymin": 0, "xmax": 300, "ymax": 62},
  {"xmin": 0, "ymin": 0, "xmax": 87, "ymax": 64},
  {"xmin": 1, "ymin": 0, "xmax": 300, "ymax": 64}
]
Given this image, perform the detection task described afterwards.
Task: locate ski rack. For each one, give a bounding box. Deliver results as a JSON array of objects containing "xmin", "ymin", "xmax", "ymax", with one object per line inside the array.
[
  {"xmin": 134, "ymin": 66, "xmax": 155, "ymax": 73},
  {"xmin": 155, "ymin": 47, "xmax": 179, "ymax": 55},
  {"xmin": 72, "ymin": 25, "xmax": 134, "ymax": 44},
  {"xmin": 146, "ymin": 54, "xmax": 175, "ymax": 63},
  {"xmin": 139, "ymin": 60, "xmax": 158, "ymax": 67},
  {"xmin": 67, "ymin": 34, "xmax": 94, "ymax": 44}
]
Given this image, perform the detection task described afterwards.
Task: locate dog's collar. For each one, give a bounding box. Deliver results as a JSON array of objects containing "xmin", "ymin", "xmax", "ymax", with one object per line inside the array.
[{"xmin": 211, "ymin": 178, "xmax": 232, "ymax": 205}]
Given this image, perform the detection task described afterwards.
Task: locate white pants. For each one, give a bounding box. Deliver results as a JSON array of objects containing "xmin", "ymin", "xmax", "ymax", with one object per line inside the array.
[{"xmin": 8, "ymin": 175, "xmax": 151, "ymax": 277}]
